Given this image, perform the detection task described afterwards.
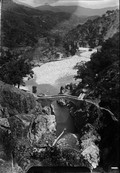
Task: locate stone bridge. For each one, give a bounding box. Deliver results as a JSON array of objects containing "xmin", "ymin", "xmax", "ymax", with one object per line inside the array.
[
  {"xmin": 36, "ymin": 94, "xmax": 117, "ymax": 122},
  {"xmin": 36, "ymin": 94, "xmax": 85, "ymax": 107}
]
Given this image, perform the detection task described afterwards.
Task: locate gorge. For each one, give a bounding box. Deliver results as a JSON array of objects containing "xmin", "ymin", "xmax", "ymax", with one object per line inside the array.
[{"xmin": 0, "ymin": 0, "xmax": 119, "ymax": 172}]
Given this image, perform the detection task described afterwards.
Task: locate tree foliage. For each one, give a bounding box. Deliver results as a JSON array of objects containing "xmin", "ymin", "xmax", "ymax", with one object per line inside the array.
[
  {"xmin": 0, "ymin": 48, "xmax": 34, "ymax": 87},
  {"xmin": 70, "ymin": 32, "xmax": 119, "ymax": 169},
  {"xmin": 75, "ymin": 32, "xmax": 119, "ymax": 90},
  {"xmin": 74, "ymin": 32, "xmax": 119, "ymax": 122},
  {"xmin": 63, "ymin": 9, "xmax": 119, "ymax": 54}
]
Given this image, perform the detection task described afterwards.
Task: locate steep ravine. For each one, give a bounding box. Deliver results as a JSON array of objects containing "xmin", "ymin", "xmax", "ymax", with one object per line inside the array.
[
  {"xmin": 0, "ymin": 80, "xmax": 100, "ymax": 173},
  {"xmin": 0, "ymin": 49, "xmax": 101, "ymax": 172}
]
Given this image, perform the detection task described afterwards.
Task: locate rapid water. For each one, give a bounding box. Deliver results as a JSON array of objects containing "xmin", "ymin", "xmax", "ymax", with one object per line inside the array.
[{"xmin": 24, "ymin": 50, "xmax": 96, "ymax": 94}]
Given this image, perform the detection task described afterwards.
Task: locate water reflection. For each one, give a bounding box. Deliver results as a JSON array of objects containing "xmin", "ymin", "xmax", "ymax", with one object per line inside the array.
[{"xmin": 52, "ymin": 101, "xmax": 75, "ymax": 136}]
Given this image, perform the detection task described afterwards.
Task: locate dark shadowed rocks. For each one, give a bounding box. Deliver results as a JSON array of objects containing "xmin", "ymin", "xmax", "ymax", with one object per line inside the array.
[{"xmin": 0, "ymin": 81, "xmax": 57, "ymax": 172}]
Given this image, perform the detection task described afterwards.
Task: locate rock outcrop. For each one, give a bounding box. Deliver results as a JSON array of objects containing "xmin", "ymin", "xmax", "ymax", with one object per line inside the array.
[
  {"xmin": 0, "ymin": 80, "xmax": 103, "ymax": 172},
  {"xmin": 0, "ymin": 81, "xmax": 36, "ymax": 115},
  {"xmin": 0, "ymin": 81, "xmax": 57, "ymax": 173},
  {"xmin": 56, "ymin": 133, "xmax": 81, "ymax": 166},
  {"xmin": 29, "ymin": 114, "xmax": 56, "ymax": 146},
  {"xmin": 80, "ymin": 124, "xmax": 100, "ymax": 170},
  {"xmin": 68, "ymin": 101, "xmax": 101, "ymax": 170}
]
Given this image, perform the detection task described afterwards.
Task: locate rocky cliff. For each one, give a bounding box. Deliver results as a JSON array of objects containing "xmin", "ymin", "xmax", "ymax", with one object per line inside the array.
[
  {"xmin": 0, "ymin": 81, "xmax": 56, "ymax": 172},
  {"xmin": 0, "ymin": 81, "xmax": 101, "ymax": 172}
]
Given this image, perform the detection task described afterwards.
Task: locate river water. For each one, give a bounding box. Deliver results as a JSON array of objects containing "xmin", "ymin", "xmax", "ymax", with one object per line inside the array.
[
  {"xmin": 24, "ymin": 49, "xmax": 96, "ymax": 94},
  {"xmin": 24, "ymin": 49, "xmax": 97, "ymax": 135}
]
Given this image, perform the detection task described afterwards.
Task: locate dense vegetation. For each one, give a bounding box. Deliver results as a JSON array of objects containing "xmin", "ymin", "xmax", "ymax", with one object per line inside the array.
[
  {"xmin": 64, "ymin": 9, "xmax": 119, "ymax": 54},
  {"xmin": 0, "ymin": 48, "xmax": 34, "ymax": 87},
  {"xmin": 2, "ymin": 6, "xmax": 70, "ymax": 48},
  {"xmin": 2, "ymin": 0, "xmax": 94, "ymax": 49},
  {"xmin": 68, "ymin": 32, "xmax": 119, "ymax": 170},
  {"xmin": 2, "ymin": 0, "xmax": 113, "ymax": 61},
  {"xmin": 2, "ymin": 0, "xmax": 96, "ymax": 64},
  {"xmin": 0, "ymin": 1, "xmax": 119, "ymax": 171}
]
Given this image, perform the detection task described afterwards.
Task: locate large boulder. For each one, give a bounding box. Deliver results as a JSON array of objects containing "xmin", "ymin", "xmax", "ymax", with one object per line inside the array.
[
  {"xmin": 56, "ymin": 133, "xmax": 81, "ymax": 166},
  {"xmin": 57, "ymin": 133, "xmax": 80, "ymax": 150},
  {"xmin": 0, "ymin": 81, "xmax": 36, "ymax": 115},
  {"xmin": 56, "ymin": 131, "xmax": 99, "ymax": 169},
  {"xmin": 0, "ymin": 117, "xmax": 13, "ymax": 173},
  {"xmin": 30, "ymin": 114, "xmax": 56, "ymax": 146},
  {"xmin": 80, "ymin": 124, "xmax": 100, "ymax": 170},
  {"xmin": 4, "ymin": 113, "xmax": 56, "ymax": 172}
]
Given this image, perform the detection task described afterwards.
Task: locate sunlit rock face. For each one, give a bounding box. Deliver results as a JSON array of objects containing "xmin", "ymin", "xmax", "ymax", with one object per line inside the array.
[
  {"xmin": 56, "ymin": 133, "xmax": 81, "ymax": 166},
  {"xmin": 80, "ymin": 124, "xmax": 100, "ymax": 170},
  {"xmin": 56, "ymin": 131, "xmax": 100, "ymax": 169},
  {"xmin": 57, "ymin": 133, "xmax": 80, "ymax": 150},
  {"xmin": 30, "ymin": 114, "xmax": 56, "ymax": 146}
]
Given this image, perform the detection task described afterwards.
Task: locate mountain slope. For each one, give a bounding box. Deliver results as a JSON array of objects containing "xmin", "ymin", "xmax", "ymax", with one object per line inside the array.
[
  {"xmin": 2, "ymin": 0, "xmax": 118, "ymax": 50},
  {"xmin": 54, "ymin": 5, "xmax": 118, "ymax": 17},
  {"xmin": 64, "ymin": 9, "xmax": 119, "ymax": 51},
  {"xmin": 50, "ymin": 15, "xmax": 98, "ymax": 38},
  {"xmin": 1, "ymin": 0, "xmax": 98, "ymax": 49},
  {"xmin": 36, "ymin": 4, "xmax": 61, "ymax": 13},
  {"xmin": 1, "ymin": 0, "xmax": 72, "ymax": 48},
  {"xmin": 7, "ymin": 0, "xmax": 118, "ymax": 17},
  {"xmin": 35, "ymin": 4, "xmax": 118, "ymax": 17}
]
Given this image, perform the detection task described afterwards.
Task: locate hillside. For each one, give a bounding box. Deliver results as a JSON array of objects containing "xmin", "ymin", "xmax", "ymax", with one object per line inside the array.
[
  {"xmin": 12, "ymin": 0, "xmax": 118, "ymax": 17},
  {"xmin": 1, "ymin": 0, "xmax": 95, "ymax": 49},
  {"xmin": 35, "ymin": 4, "xmax": 118, "ymax": 17},
  {"xmin": 64, "ymin": 9, "xmax": 119, "ymax": 53},
  {"xmin": 0, "ymin": 1, "xmax": 119, "ymax": 172},
  {"xmin": 51, "ymin": 15, "xmax": 98, "ymax": 37},
  {"xmin": 2, "ymin": 0, "xmax": 118, "ymax": 49},
  {"xmin": 2, "ymin": 0, "xmax": 72, "ymax": 48}
]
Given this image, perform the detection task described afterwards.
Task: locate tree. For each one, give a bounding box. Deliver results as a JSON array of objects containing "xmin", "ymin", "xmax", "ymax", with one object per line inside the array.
[
  {"xmin": 75, "ymin": 32, "xmax": 119, "ymax": 89},
  {"xmin": 0, "ymin": 48, "xmax": 34, "ymax": 88},
  {"xmin": 70, "ymin": 33, "xmax": 119, "ymax": 170}
]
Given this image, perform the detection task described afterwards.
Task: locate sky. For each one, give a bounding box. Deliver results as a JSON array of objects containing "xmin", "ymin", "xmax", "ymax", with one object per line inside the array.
[{"xmin": 14, "ymin": 0, "xmax": 119, "ymax": 8}]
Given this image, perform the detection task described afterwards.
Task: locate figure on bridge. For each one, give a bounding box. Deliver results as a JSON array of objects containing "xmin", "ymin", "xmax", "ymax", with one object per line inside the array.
[{"xmin": 59, "ymin": 86, "xmax": 64, "ymax": 94}]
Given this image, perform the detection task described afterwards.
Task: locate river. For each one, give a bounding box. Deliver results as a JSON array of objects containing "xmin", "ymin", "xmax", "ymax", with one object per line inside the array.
[{"xmin": 23, "ymin": 48, "xmax": 97, "ymax": 136}]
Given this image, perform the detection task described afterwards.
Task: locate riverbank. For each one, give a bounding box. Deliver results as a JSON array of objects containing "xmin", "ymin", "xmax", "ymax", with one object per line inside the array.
[
  {"xmin": 21, "ymin": 48, "xmax": 97, "ymax": 136},
  {"xmin": 33, "ymin": 48, "xmax": 96, "ymax": 68},
  {"xmin": 21, "ymin": 48, "xmax": 97, "ymax": 95}
]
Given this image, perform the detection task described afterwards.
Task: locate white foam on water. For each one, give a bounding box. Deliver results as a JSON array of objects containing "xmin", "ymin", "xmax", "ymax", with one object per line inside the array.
[{"xmin": 33, "ymin": 49, "xmax": 96, "ymax": 86}]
